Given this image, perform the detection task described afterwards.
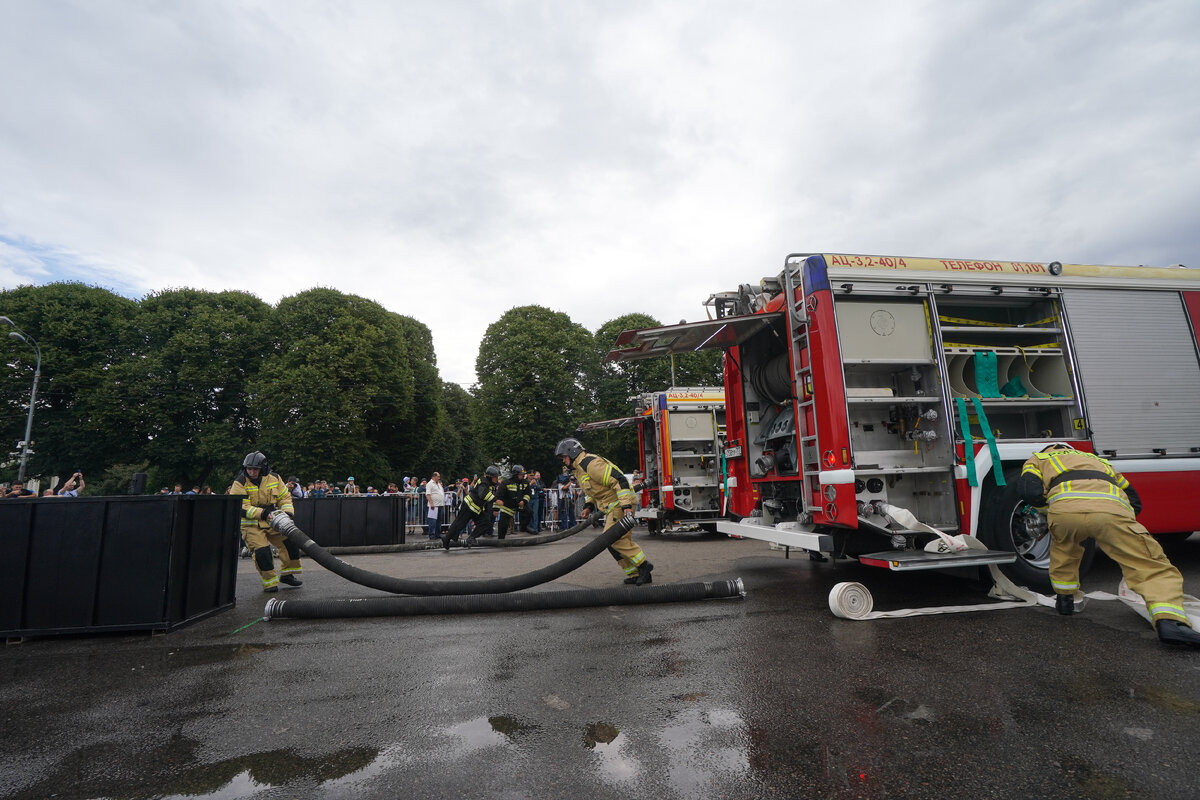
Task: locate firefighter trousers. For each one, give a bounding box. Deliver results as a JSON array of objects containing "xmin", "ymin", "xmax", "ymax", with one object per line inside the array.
[
  {"xmin": 447, "ymin": 507, "xmax": 492, "ymax": 541},
  {"xmin": 601, "ymin": 508, "xmax": 647, "ymax": 579},
  {"xmin": 242, "ymin": 525, "xmax": 302, "ymax": 591},
  {"xmin": 496, "ymin": 508, "xmax": 516, "ymax": 539},
  {"xmin": 1049, "ymin": 509, "xmax": 1190, "ymax": 627}
]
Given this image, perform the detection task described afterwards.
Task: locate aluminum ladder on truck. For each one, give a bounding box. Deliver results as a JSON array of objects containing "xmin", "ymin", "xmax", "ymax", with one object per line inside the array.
[{"xmin": 781, "ymin": 261, "xmax": 824, "ymax": 522}]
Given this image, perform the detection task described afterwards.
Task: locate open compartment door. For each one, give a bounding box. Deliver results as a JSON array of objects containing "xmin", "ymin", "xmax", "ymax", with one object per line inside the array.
[{"xmin": 607, "ymin": 313, "xmax": 783, "ymax": 362}]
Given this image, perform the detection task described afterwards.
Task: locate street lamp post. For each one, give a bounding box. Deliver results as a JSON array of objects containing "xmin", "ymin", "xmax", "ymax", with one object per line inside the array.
[{"xmin": 0, "ymin": 316, "xmax": 41, "ymax": 484}]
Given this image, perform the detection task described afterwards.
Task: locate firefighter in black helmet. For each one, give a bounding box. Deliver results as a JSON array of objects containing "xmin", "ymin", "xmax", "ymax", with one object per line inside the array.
[
  {"xmin": 556, "ymin": 437, "xmax": 653, "ymax": 585},
  {"xmin": 230, "ymin": 451, "xmax": 302, "ymax": 592},
  {"xmin": 495, "ymin": 464, "xmax": 531, "ymax": 539},
  {"xmin": 442, "ymin": 465, "xmax": 503, "ymax": 550},
  {"xmin": 1018, "ymin": 443, "xmax": 1200, "ymax": 648}
]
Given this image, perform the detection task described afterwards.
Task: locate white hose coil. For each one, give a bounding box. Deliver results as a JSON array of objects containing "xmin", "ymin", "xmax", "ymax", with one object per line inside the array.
[{"xmin": 828, "ymin": 582, "xmax": 874, "ymax": 619}]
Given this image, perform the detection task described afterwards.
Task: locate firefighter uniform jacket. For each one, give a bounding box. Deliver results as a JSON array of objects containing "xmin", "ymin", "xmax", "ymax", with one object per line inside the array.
[
  {"xmin": 463, "ymin": 476, "xmax": 497, "ymax": 515},
  {"xmin": 1017, "ymin": 447, "xmax": 1142, "ymax": 517},
  {"xmin": 231, "ymin": 471, "xmax": 295, "ymax": 531},
  {"xmin": 571, "ymin": 452, "xmax": 636, "ymax": 517},
  {"xmin": 496, "ymin": 474, "xmax": 530, "ymax": 518}
]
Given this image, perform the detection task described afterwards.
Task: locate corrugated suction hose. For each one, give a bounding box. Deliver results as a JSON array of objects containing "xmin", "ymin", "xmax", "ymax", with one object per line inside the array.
[
  {"xmin": 269, "ymin": 513, "xmax": 636, "ymax": 596},
  {"xmin": 265, "ymin": 578, "xmax": 745, "ymax": 620}
]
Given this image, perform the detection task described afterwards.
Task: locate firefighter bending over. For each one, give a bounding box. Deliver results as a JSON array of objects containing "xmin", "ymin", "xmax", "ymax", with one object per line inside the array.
[
  {"xmin": 556, "ymin": 437, "xmax": 653, "ymax": 585},
  {"xmin": 231, "ymin": 451, "xmax": 302, "ymax": 593},
  {"xmin": 1018, "ymin": 443, "xmax": 1200, "ymax": 648},
  {"xmin": 442, "ymin": 466, "xmax": 503, "ymax": 550},
  {"xmin": 495, "ymin": 464, "xmax": 530, "ymax": 540}
]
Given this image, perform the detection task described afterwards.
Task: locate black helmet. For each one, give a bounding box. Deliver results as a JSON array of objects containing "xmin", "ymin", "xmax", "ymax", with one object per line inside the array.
[
  {"xmin": 242, "ymin": 451, "xmax": 269, "ymax": 470},
  {"xmin": 555, "ymin": 438, "xmax": 584, "ymax": 461},
  {"xmin": 511, "ymin": 464, "xmax": 525, "ymax": 475},
  {"xmin": 484, "ymin": 465, "xmax": 501, "ymax": 481}
]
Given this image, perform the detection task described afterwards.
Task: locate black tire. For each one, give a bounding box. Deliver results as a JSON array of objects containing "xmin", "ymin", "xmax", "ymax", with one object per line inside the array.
[{"xmin": 978, "ymin": 465, "xmax": 1094, "ymax": 594}]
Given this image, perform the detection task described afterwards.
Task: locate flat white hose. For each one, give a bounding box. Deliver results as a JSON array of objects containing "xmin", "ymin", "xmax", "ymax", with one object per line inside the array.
[{"xmin": 830, "ymin": 502, "xmax": 1200, "ymax": 623}]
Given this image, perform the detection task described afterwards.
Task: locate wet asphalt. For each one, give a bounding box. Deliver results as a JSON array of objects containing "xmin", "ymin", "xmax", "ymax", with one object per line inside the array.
[{"xmin": 3, "ymin": 527, "xmax": 1200, "ymax": 800}]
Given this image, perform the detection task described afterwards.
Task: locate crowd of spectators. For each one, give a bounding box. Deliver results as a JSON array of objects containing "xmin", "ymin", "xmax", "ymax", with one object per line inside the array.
[{"xmin": 0, "ymin": 467, "xmax": 595, "ymax": 536}]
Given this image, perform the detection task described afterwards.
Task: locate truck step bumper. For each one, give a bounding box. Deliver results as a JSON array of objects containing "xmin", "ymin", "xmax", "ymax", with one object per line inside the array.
[{"xmin": 857, "ymin": 549, "xmax": 1017, "ymax": 571}]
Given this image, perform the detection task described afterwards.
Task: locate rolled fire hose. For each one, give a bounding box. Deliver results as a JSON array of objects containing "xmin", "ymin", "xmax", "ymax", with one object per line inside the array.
[
  {"xmin": 264, "ymin": 578, "xmax": 746, "ymax": 620},
  {"xmin": 324, "ymin": 518, "xmax": 594, "ymax": 555},
  {"xmin": 270, "ymin": 512, "xmax": 637, "ymax": 596}
]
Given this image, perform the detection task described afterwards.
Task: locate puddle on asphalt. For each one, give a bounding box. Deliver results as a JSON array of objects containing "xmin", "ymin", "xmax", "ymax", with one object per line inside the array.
[
  {"xmin": 81, "ymin": 745, "xmax": 379, "ymax": 799},
  {"xmin": 72, "ymin": 708, "xmax": 747, "ymax": 797},
  {"xmin": 583, "ymin": 707, "xmax": 751, "ymax": 792},
  {"xmin": 164, "ymin": 642, "xmax": 277, "ymax": 667}
]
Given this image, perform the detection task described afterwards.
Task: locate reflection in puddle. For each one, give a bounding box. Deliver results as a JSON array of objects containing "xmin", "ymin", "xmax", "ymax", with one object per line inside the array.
[
  {"xmin": 581, "ymin": 707, "xmax": 750, "ymax": 791},
  {"xmin": 584, "ymin": 722, "xmax": 639, "ymax": 781},
  {"xmin": 660, "ymin": 707, "xmax": 750, "ymax": 795}
]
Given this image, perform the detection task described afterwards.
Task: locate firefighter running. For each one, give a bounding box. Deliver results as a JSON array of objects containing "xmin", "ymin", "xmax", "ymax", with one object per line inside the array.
[
  {"xmin": 1018, "ymin": 443, "xmax": 1200, "ymax": 648},
  {"xmin": 442, "ymin": 465, "xmax": 503, "ymax": 550},
  {"xmin": 495, "ymin": 464, "xmax": 530, "ymax": 540},
  {"xmin": 231, "ymin": 451, "xmax": 302, "ymax": 593},
  {"xmin": 556, "ymin": 437, "xmax": 653, "ymax": 585}
]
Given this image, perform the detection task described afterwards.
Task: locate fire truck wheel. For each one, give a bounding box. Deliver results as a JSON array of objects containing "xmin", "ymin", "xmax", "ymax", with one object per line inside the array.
[{"xmin": 979, "ymin": 465, "xmax": 1095, "ymax": 594}]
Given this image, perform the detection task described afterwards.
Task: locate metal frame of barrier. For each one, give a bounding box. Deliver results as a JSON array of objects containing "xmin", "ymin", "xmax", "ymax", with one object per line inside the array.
[{"xmin": 0, "ymin": 495, "xmax": 240, "ymax": 639}]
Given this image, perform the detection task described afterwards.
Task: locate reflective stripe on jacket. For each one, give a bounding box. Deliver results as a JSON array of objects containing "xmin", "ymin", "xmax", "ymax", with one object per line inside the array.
[
  {"xmin": 464, "ymin": 478, "xmax": 495, "ymax": 514},
  {"xmin": 1020, "ymin": 449, "xmax": 1134, "ymax": 515}
]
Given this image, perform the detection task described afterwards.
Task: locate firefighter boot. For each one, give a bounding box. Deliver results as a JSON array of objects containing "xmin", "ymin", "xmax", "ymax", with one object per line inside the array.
[
  {"xmin": 280, "ymin": 574, "xmax": 302, "ymax": 587},
  {"xmin": 441, "ymin": 534, "xmax": 452, "ymax": 551},
  {"xmin": 634, "ymin": 561, "xmax": 654, "ymax": 586},
  {"xmin": 1055, "ymin": 594, "xmax": 1074, "ymax": 616},
  {"xmin": 1156, "ymin": 620, "xmax": 1200, "ymax": 648}
]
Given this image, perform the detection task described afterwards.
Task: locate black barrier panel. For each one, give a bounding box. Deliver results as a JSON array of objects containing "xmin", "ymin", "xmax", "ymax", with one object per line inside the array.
[
  {"xmin": 95, "ymin": 499, "xmax": 174, "ymax": 629},
  {"xmin": 308, "ymin": 498, "xmax": 346, "ymax": 547},
  {"xmin": 0, "ymin": 502, "xmax": 35, "ymax": 632},
  {"xmin": 292, "ymin": 496, "xmax": 406, "ymax": 547},
  {"xmin": 340, "ymin": 498, "xmax": 369, "ymax": 547},
  {"xmin": 0, "ymin": 496, "xmax": 239, "ymax": 639},
  {"xmin": 365, "ymin": 497, "xmax": 399, "ymax": 546}
]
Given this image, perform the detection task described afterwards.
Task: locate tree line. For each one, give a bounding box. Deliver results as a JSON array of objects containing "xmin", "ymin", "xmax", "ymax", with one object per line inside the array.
[{"xmin": 0, "ymin": 283, "xmax": 721, "ymax": 494}]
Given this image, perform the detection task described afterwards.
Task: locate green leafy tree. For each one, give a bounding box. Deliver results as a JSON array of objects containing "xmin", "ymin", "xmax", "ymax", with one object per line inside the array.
[
  {"xmin": 117, "ymin": 288, "xmax": 272, "ymax": 491},
  {"xmin": 253, "ymin": 288, "xmax": 419, "ymax": 489},
  {"xmin": 428, "ymin": 380, "xmax": 478, "ymax": 479},
  {"xmin": 473, "ymin": 306, "xmax": 598, "ymax": 477},
  {"xmin": 0, "ymin": 283, "xmax": 138, "ymax": 485}
]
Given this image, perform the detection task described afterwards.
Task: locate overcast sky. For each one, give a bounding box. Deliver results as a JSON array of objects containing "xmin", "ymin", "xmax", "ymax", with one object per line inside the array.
[{"xmin": 2, "ymin": 0, "xmax": 1198, "ymax": 386}]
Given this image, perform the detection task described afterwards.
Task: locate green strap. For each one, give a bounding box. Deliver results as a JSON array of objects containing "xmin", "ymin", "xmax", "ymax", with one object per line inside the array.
[
  {"xmin": 955, "ymin": 397, "xmax": 978, "ymax": 487},
  {"xmin": 973, "ymin": 350, "xmax": 1001, "ymax": 397},
  {"xmin": 971, "ymin": 397, "xmax": 1005, "ymax": 486}
]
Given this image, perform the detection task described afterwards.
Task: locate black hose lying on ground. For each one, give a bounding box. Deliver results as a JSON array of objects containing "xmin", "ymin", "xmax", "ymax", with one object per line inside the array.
[
  {"xmin": 323, "ymin": 517, "xmax": 596, "ymax": 555},
  {"xmin": 269, "ymin": 513, "xmax": 634, "ymax": 596},
  {"xmin": 474, "ymin": 516, "xmax": 600, "ymax": 546},
  {"xmin": 264, "ymin": 578, "xmax": 745, "ymax": 619}
]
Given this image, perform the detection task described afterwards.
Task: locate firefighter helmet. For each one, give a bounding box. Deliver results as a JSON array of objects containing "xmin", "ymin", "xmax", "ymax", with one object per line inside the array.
[
  {"xmin": 484, "ymin": 465, "xmax": 501, "ymax": 481},
  {"xmin": 1040, "ymin": 443, "xmax": 1076, "ymax": 452},
  {"xmin": 242, "ymin": 451, "xmax": 269, "ymax": 471},
  {"xmin": 511, "ymin": 464, "xmax": 525, "ymax": 475},
  {"xmin": 555, "ymin": 438, "xmax": 584, "ymax": 461}
]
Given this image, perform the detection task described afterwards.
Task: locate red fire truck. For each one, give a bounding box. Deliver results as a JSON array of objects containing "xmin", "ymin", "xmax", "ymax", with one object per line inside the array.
[
  {"xmin": 609, "ymin": 253, "xmax": 1200, "ymax": 590},
  {"xmin": 579, "ymin": 387, "xmax": 727, "ymax": 532}
]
